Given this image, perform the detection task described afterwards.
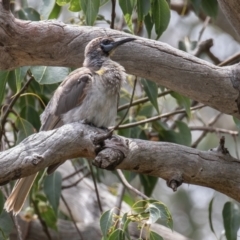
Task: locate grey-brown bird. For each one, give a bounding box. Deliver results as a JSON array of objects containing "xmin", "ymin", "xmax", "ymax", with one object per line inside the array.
[{"xmin": 4, "ymin": 36, "xmax": 135, "ymax": 214}]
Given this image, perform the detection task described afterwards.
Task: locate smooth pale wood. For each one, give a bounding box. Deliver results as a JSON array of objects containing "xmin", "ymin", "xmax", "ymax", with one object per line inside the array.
[
  {"xmin": 0, "ymin": 1, "xmax": 240, "ymax": 118},
  {"xmin": 0, "ymin": 122, "xmax": 240, "ymax": 202}
]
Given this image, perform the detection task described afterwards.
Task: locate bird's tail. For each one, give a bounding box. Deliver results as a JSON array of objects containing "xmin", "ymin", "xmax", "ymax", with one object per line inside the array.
[{"xmin": 4, "ymin": 173, "xmax": 38, "ymax": 215}]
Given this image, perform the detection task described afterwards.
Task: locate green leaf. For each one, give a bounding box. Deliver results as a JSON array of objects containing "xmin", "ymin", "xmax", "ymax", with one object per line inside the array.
[
  {"xmin": 139, "ymin": 174, "xmax": 158, "ymax": 197},
  {"xmin": 56, "ymin": 0, "xmax": 70, "ymax": 6},
  {"xmin": 80, "ymin": 0, "xmax": 100, "ymax": 25},
  {"xmin": 144, "ymin": 12, "xmax": 154, "ymax": 38},
  {"xmin": 190, "ymin": 0, "xmax": 202, "ymax": 14},
  {"xmin": 152, "ymin": 0, "xmax": 170, "ymax": 39},
  {"xmin": 15, "ymin": 67, "xmax": 29, "ymax": 92},
  {"xmin": 233, "ymin": 116, "xmax": 240, "ymax": 130},
  {"xmin": 149, "ymin": 231, "xmax": 164, "ymax": 240},
  {"xmin": 16, "ymin": 118, "xmax": 35, "ymax": 144},
  {"xmin": 20, "ymin": 106, "xmax": 41, "ymax": 131},
  {"xmin": 49, "ymin": 3, "xmax": 62, "ymax": 19},
  {"xmin": 0, "ymin": 191, "xmax": 4, "ymax": 215},
  {"xmin": 170, "ymin": 92, "xmax": 191, "ymax": 118},
  {"xmin": 0, "ymin": 71, "xmax": 9, "ymax": 106},
  {"xmin": 43, "ymin": 172, "xmax": 62, "ymax": 215},
  {"xmin": 100, "ymin": 0, "xmax": 109, "ymax": 6},
  {"xmin": 222, "ymin": 202, "xmax": 240, "ymax": 240},
  {"xmin": 137, "ymin": 0, "xmax": 150, "ymax": 25},
  {"xmin": 201, "ymin": 0, "xmax": 218, "ymax": 19},
  {"xmin": 175, "ymin": 121, "xmax": 192, "ymax": 146},
  {"xmin": 109, "ymin": 229, "xmax": 125, "ymax": 240},
  {"xmin": 38, "ymin": 202, "xmax": 58, "ymax": 230},
  {"xmin": 17, "ymin": 8, "xmax": 41, "ymax": 21},
  {"xmin": 39, "ymin": 0, "xmax": 56, "ymax": 20},
  {"xmin": 208, "ymin": 197, "xmax": 216, "ymax": 236},
  {"xmin": 31, "ymin": 66, "xmax": 70, "ymax": 84},
  {"xmin": 119, "ymin": 0, "xmax": 134, "ymax": 32},
  {"xmin": 100, "ymin": 208, "xmax": 115, "ymax": 237},
  {"xmin": 0, "ymin": 211, "xmax": 14, "ymax": 240},
  {"xmin": 69, "ymin": 0, "xmax": 81, "ymax": 12},
  {"xmin": 141, "ymin": 78, "xmax": 159, "ymax": 113}
]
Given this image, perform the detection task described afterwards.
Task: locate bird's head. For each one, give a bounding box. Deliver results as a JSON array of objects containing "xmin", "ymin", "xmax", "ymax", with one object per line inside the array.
[{"xmin": 83, "ymin": 37, "xmax": 135, "ymax": 69}]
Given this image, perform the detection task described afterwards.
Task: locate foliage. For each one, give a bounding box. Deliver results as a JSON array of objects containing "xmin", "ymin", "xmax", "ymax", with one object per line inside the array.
[{"xmin": 0, "ymin": 0, "xmax": 239, "ymax": 240}]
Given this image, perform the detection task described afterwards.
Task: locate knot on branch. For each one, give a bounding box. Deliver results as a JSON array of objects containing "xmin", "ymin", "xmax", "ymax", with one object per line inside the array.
[
  {"xmin": 92, "ymin": 135, "xmax": 128, "ymax": 170},
  {"xmin": 24, "ymin": 154, "xmax": 44, "ymax": 166},
  {"xmin": 166, "ymin": 175, "xmax": 183, "ymax": 192}
]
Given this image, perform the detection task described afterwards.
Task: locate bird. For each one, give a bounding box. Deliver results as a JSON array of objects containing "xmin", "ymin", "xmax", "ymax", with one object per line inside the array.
[{"xmin": 4, "ymin": 36, "xmax": 135, "ymax": 215}]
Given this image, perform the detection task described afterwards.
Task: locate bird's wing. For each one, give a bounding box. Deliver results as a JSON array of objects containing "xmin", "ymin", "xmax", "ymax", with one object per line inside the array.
[{"xmin": 40, "ymin": 68, "xmax": 92, "ymax": 131}]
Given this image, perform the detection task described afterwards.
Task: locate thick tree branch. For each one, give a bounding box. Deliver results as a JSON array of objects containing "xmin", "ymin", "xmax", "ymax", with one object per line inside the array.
[
  {"xmin": 217, "ymin": 0, "xmax": 240, "ymax": 38},
  {"xmin": 0, "ymin": 122, "xmax": 240, "ymax": 202},
  {"xmin": 0, "ymin": 1, "xmax": 240, "ymax": 118}
]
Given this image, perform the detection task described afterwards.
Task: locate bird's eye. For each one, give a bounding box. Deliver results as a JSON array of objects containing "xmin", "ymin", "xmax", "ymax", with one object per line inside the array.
[{"xmin": 101, "ymin": 39, "xmax": 111, "ymax": 45}]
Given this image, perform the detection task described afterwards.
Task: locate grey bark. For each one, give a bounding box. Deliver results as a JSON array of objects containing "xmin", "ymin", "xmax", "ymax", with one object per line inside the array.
[
  {"xmin": 0, "ymin": 1, "xmax": 240, "ymax": 118},
  {"xmin": 0, "ymin": 122, "xmax": 239, "ymax": 202}
]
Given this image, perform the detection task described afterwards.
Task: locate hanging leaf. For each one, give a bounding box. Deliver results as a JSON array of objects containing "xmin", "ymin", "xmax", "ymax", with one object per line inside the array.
[
  {"xmin": 0, "ymin": 71, "xmax": 9, "ymax": 106},
  {"xmin": 144, "ymin": 12, "xmax": 154, "ymax": 38},
  {"xmin": 190, "ymin": 0, "xmax": 202, "ymax": 15},
  {"xmin": 139, "ymin": 174, "xmax": 158, "ymax": 197},
  {"xmin": 137, "ymin": 0, "xmax": 150, "ymax": 25},
  {"xmin": 151, "ymin": 0, "xmax": 170, "ymax": 39},
  {"xmin": 80, "ymin": 0, "xmax": 100, "ymax": 26},
  {"xmin": 49, "ymin": 3, "xmax": 62, "ymax": 19},
  {"xmin": 222, "ymin": 202, "xmax": 240, "ymax": 240},
  {"xmin": 31, "ymin": 66, "xmax": 70, "ymax": 84},
  {"xmin": 201, "ymin": 0, "xmax": 218, "ymax": 19},
  {"xmin": 43, "ymin": 171, "xmax": 62, "ymax": 215},
  {"xmin": 208, "ymin": 197, "xmax": 216, "ymax": 236},
  {"xmin": 141, "ymin": 78, "xmax": 159, "ymax": 114},
  {"xmin": 16, "ymin": 118, "xmax": 35, "ymax": 144},
  {"xmin": 0, "ymin": 211, "xmax": 14, "ymax": 240},
  {"xmin": 17, "ymin": 8, "xmax": 41, "ymax": 21},
  {"xmin": 39, "ymin": 0, "xmax": 56, "ymax": 20},
  {"xmin": 119, "ymin": 0, "xmax": 134, "ymax": 32},
  {"xmin": 149, "ymin": 231, "xmax": 164, "ymax": 240},
  {"xmin": 175, "ymin": 121, "xmax": 192, "ymax": 146},
  {"xmin": 56, "ymin": 0, "xmax": 70, "ymax": 6},
  {"xmin": 69, "ymin": 0, "xmax": 81, "ymax": 12},
  {"xmin": 109, "ymin": 229, "xmax": 126, "ymax": 240},
  {"xmin": 100, "ymin": 208, "xmax": 115, "ymax": 238}
]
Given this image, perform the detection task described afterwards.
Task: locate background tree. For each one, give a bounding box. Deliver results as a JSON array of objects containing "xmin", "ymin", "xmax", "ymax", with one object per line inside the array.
[{"xmin": 0, "ymin": 0, "xmax": 240, "ymax": 239}]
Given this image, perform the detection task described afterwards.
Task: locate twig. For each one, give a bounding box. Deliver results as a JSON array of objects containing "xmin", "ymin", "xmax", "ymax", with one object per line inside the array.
[
  {"xmin": 116, "ymin": 170, "xmax": 148, "ymax": 200},
  {"xmin": 62, "ymin": 166, "xmax": 87, "ymax": 181},
  {"xmin": 11, "ymin": 215, "xmax": 23, "ymax": 240},
  {"xmin": 110, "ymin": 0, "xmax": 116, "ymax": 29},
  {"xmin": 89, "ymin": 163, "xmax": 103, "ymax": 213},
  {"xmin": 0, "ymin": 72, "xmax": 34, "ymax": 141},
  {"xmin": 61, "ymin": 194, "xmax": 84, "ymax": 240},
  {"xmin": 118, "ymin": 90, "xmax": 172, "ymax": 112},
  {"xmin": 62, "ymin": 171, "xmax": 90, "ymax": 189},
  {"xmin": 114, "ymin": 184, "xmax": 125, "ymax": 217},
  {"xmin": 218, "ymin": 52, "xmax": 240, "ymax": 66},
  {"xmin": 198, "ymin": 16, "xmax": 211, "ymax": 42},
  {"xmin": 191, "ymin": 112, "xmax": 222, "ymax": 148},
  {"xmin": 118, "ymin": 104, "xmax": 205, "ymax": 129},
  {"xmin": 190, "ymin": 126, "xmax": 238, "ymax": 136}
]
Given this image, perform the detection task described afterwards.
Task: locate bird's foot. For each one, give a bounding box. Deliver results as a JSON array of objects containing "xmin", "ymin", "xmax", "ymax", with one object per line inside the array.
[{"xmin": 93, "ymin": 129, "xmax": 114, "ymax": 154}]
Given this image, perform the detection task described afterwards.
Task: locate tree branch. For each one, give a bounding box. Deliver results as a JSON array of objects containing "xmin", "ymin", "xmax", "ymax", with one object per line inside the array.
[
  {"xmin": 0, "ymin": 0, "xmax": 240, "ymax": 119},
  {"xmin": 0, "ymin": 122, "xmax": 240, "ymax": 202}
]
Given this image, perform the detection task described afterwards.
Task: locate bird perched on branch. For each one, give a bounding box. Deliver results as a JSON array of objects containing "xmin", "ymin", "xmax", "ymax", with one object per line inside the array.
[{"xmin": 5, "ymin": 36, "xmax": 135, "ymax": 214}]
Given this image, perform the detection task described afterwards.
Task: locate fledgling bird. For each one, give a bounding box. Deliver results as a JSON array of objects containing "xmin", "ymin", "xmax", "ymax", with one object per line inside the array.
[{"xmin": 4, "ymin": 36, "xmax": 135, "ymax": 214}]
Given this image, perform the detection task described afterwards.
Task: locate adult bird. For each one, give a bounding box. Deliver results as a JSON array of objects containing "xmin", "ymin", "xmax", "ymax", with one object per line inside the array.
[{"xmin": 5, "ymin": 36, "xmax": 135, "ymax": 214}]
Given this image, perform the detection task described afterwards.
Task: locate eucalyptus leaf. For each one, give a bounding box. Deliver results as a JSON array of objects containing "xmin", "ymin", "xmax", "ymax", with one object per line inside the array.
[
  {"xmin": 100, "ymin": 208, "xmax": 115, "ymax": 238},
  {"xmin": 0, "ymin": 71, "xmax": 9, "ymax": 106},
  {"xmin": 201, "ymin": 0, "xmax": 218, "ymax": 19},
  {"xmin": 39, "ymin": 0, "xmax": 56, "ymax": 20},
  {"xmin": 43, "ymin": 171, "xmax": 62, "ymax": 215},
  {"xmin": 31, "ymin": 66, "xmax": 70, "ymax": 84},
  {"xmin": 80, "ymin": 0, "xmax": 100, "ymax": 25}
]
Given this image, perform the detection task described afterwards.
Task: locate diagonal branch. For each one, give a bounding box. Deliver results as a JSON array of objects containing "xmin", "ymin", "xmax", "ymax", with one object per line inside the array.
[{"xmin": 0, "ymin": 0, "xmax": 240, "ymax": 119}]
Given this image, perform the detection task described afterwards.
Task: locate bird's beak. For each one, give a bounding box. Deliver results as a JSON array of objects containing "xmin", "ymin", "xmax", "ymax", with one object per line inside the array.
[{"xmin": 101, "ymin": 37, "xmax": 136, "ymax": 53}]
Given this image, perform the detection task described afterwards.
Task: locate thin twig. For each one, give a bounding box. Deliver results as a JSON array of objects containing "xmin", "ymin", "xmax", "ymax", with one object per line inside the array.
[
  {"xmin": 191, "ymin": 112, "xmax": 222, "ymax": 148},
  {"xmin": 116, "ymin": 170, "xmax": 148, "ymax": 200},
  {"xmin": 11, "ymin": 215, "xmax": 23, "ymax": 240},
  {"xmin": 61, "ymin": 194, "xmax": 84, "ymax": 240},
  {"xmin": 118, "ymin": 90, "xmax": 172, "ymax": 112},
  {"xmin": 62, "ymin": 166, "xmax": 87, "ymax": 181},
  {"xmin": 110, "ymin": 0, "xmax": 116, "ymax": 29},
  {"xmin": 89, "ymin": 163, "xmax": 103, "ymax": 213},
  {"xmin": 190, "ymin": 126, "xmax": 238, "ymax": 135},
  {"xmin": 118, "ymin": 104, "xmax": 205, "ymax": 129},
  {"xmin": 198, "ymin": 16, "xmax": 211, "ymax": 42},
  {"xmin": 114, "ymin": 184, "xmax": 125, "ymax": 217},
  {"xmin": 0, "ymin": 72, "xmax": 34, "ymax": 141},
  {"xmin": 62, "ymin": 171, "xmax": 90, "ymax": 189},
  {"xmin": 218, "ymin": 52, "xmax": 240, "ymax": 66}
]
